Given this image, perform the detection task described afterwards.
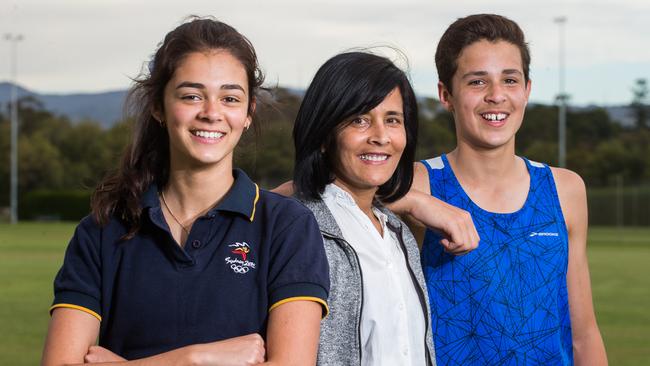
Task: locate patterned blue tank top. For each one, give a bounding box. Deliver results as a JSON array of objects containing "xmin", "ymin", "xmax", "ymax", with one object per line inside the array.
[{"xmin": 421, "ymin": 154, "xmax": 573, "ymax": 365}]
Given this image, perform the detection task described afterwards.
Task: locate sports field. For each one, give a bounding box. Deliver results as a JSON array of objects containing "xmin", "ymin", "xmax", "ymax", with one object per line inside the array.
[{"xmin": 0, "ymin": 223, "xmax": 648, "ymax": 365}]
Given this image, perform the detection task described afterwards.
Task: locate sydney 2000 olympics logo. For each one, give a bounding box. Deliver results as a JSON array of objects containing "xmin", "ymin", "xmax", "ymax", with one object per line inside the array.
[{"xmin": 225, "ymin": 242, "xmax": 256, "ymax": 274}]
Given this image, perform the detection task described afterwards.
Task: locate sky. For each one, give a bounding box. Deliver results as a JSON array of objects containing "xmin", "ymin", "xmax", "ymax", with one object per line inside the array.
[{"xmin": 1, "ymin": 0, "xmax": 648, "ymax": 106}]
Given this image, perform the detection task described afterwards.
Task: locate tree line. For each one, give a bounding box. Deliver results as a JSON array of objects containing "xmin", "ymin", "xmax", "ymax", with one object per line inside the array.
[{"xmin": 1, "ymin": 89, "xmax": 649, "ymax": 209}]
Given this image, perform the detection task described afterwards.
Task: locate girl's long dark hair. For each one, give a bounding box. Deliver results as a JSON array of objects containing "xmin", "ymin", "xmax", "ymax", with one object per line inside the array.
[{"xmin": 91, "ymin": 16, "xmax": 264, "ymax": 239}]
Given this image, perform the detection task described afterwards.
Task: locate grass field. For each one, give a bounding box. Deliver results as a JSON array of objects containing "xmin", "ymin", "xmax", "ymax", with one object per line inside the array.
[{"xmin": 0, "ymin": 223, "xmax": 648, "ymax": 365}]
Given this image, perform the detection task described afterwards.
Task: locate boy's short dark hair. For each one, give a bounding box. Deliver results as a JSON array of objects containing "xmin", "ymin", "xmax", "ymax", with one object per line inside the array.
[{"xmin": 436, "ymin": 14, "xmax": 531, "ymax": 94}]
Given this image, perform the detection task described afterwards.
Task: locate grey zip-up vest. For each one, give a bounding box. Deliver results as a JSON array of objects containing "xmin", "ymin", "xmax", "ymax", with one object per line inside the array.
[{"xmin": 301, "ymin": 198, "xmax": 436, "ymax": 366}]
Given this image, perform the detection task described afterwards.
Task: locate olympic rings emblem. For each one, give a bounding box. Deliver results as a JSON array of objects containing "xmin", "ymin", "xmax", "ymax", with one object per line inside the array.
[{"xmin": 231, "ymin": 264, "xmax": 250, "ymax": 274}]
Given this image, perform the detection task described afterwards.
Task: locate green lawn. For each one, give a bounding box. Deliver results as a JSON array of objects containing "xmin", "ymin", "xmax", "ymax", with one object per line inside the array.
[
  {"xmin": 0, "ymin": 223, "xmax": 648, "ymax": 365},
  {"xmin": 588, "ymin": 227, "xmax": 650, "ymax": 365},
  {"xmin": 0, "ymin": 222, "xmax": 74, "ymax": 365}
]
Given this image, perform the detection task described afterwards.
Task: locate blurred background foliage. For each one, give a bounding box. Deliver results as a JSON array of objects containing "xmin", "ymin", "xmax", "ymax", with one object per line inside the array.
[{"xmin": 1, "ymin": 86, "xmax": 649, "ymax": 224}]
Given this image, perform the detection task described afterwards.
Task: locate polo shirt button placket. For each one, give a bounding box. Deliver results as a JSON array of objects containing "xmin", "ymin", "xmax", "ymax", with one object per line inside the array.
[{"xmin": 191, "ymin": 239, "xmax": 201, "ymax": 249}]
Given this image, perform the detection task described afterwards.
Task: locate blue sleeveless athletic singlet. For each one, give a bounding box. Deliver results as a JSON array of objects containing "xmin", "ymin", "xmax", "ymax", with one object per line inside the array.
[{"xmin": 421, "ymin": 154, "xmax": 573, "ymax": 365}]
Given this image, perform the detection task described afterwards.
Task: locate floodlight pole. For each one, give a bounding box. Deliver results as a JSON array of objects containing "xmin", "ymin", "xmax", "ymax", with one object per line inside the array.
[
  {"xmin": 554, "ymin": 17, "xmax": 567, "ymax": 168},
  {"xmin": 5, "ymin": 33, "xmax": 23, "ymax": 224}
]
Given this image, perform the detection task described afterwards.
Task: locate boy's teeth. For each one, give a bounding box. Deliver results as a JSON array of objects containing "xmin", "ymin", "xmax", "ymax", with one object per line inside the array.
[
  {"xmin": 482, "ymin": 113, "xmax": 507, "ymax": 121},
  {"xmin": 194, "ymin": 131, "xmax": 224, "ymax": 139},
  {"xmin": 360, "ymin": 154, "xmax": 388, "ymax": 161}
]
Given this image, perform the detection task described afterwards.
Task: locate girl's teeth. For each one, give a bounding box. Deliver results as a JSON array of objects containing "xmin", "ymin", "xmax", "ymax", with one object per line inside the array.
[{"xmin": 195, "ymin": 131, "xmax": 224, "ymax": 139}]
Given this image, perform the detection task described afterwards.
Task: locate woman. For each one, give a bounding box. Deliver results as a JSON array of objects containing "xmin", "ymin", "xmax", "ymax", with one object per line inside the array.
[
  {"xmin": 292, "ymin": 52, "xmax": 435, "ymax": 366},
  {"xmin": 41, "ymin": 17, "xmax": 329, "ymax": 366}
]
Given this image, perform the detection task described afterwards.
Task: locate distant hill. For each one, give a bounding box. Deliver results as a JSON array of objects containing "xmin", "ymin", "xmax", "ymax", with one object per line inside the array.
[
  {"xmin": 0, "ymin": 81, "xmax": 638, "ymax": 128},
  {"xmin": 0, "ymin": 82, "xmax": 127, "ymax": 128},
  {"xmin": 597, "ymin": 105, "xmax": 636, "ymax": 127}
]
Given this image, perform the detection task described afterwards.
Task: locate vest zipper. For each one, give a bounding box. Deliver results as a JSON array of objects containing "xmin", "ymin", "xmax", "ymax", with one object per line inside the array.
[{"xmin": 322, "ymin": 231, "xmax": 365, "ymax": 364}]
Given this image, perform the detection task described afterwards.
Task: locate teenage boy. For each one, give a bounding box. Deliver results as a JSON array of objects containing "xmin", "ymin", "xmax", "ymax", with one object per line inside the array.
[{"xmin": 411, "ymin": 14, "xmax": 607, "ymax": 365}]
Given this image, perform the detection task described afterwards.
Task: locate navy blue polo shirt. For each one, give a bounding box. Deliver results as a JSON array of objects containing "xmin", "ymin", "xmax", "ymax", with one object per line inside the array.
[{"xmin": 50, "ymin": 169, "xmax": 329, "ymax": 360}]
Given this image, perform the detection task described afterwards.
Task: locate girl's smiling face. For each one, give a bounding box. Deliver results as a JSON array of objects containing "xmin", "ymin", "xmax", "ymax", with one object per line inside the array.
[{"xmin": 159, "ymin": 50, "xmax": 252, "ymax": 171}]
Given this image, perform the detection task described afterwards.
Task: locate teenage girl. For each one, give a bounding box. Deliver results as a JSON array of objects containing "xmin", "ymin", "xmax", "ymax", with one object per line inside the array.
[{"xmin": 42, "ymin": 17, "xmax": 329, "ymax": 366}]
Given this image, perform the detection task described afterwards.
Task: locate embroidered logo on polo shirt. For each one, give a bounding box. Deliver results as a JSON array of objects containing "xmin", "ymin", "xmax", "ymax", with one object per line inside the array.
[
  {"xmin": 232, "ymin": 246, "xmax": 249, "ymax": 261},
  {"xmin": 225, "ymin": 242, "xmax": 256, "ymax": 274}
]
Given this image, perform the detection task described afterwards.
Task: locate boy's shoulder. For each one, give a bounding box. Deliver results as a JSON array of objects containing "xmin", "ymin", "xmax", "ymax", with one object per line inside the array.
[{"xmin": 549, "ymin": 166, "xmax": 586, "ymax": 195}]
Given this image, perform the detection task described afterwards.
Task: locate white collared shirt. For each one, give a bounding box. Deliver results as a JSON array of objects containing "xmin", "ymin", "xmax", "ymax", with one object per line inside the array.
[{"xmin": 322, "ymin": 183, "xmax": 427, "ymax": 366}]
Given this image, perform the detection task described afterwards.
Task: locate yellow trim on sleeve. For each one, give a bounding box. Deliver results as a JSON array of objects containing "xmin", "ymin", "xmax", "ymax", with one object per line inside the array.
[
  {"xmin": 49, "ymin": 303, "xmax": 102, "ymax": 322},
  {"xmin": 249, "ymin": 183, "xmax": 260, "ymax": 222},
  {"xmin": 269, "ymin": 296, "xmax": 330, "ymax": 318}
]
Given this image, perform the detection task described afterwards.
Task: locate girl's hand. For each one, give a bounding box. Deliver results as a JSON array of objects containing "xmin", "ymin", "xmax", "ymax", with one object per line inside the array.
[
  {"xmin": 192, "ymin": 333, "xmax": 266, "ymax": 366},
  {"xmin": 85, "ymin": 346, "xmax": 126, "ymax": 363}
]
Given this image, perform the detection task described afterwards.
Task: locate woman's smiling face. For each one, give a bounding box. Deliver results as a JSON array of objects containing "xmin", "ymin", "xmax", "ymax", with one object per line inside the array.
[{"xmin": 332, "ymin": 87, "xmax": 407, "ymax": 197}]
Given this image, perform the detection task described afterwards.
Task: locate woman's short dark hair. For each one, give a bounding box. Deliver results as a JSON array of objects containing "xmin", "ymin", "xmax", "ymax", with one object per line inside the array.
[
  {"xmin": 293, "ymin": 51, "xmax": 418, "ymax": 203},
  {"xmin": 436, "ymin": 14, "xmax": 530, "ymax": 94},
  {"xmin": 91, "ymin": 16, "xmax": 264, "ymax": 239}
]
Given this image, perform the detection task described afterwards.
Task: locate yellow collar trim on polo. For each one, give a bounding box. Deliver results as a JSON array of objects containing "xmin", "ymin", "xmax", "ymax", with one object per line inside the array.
[{"xmin": 249, "ymin": 183, "xmax": 260, "ymax": 222}]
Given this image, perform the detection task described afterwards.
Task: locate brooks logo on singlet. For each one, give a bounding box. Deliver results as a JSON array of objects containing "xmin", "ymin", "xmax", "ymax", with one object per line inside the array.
[{"xmin": 529, "ymin": 232, "xmax": 559, "ymax": 237}]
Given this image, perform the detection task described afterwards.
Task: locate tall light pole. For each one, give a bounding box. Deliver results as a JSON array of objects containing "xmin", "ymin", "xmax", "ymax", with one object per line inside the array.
[
  {"xmin": 5, "ymin": 33, "xmax": 23, "ymax": 224},
  {"xmin": 554, "ymin": 17, "xmax": 567, "ymax": 168}
]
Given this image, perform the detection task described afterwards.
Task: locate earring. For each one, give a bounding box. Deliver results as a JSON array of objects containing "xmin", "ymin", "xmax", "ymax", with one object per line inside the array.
[{"xmin": 245, "ymin": 122, "xmax": 250, "ymax": 131}]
